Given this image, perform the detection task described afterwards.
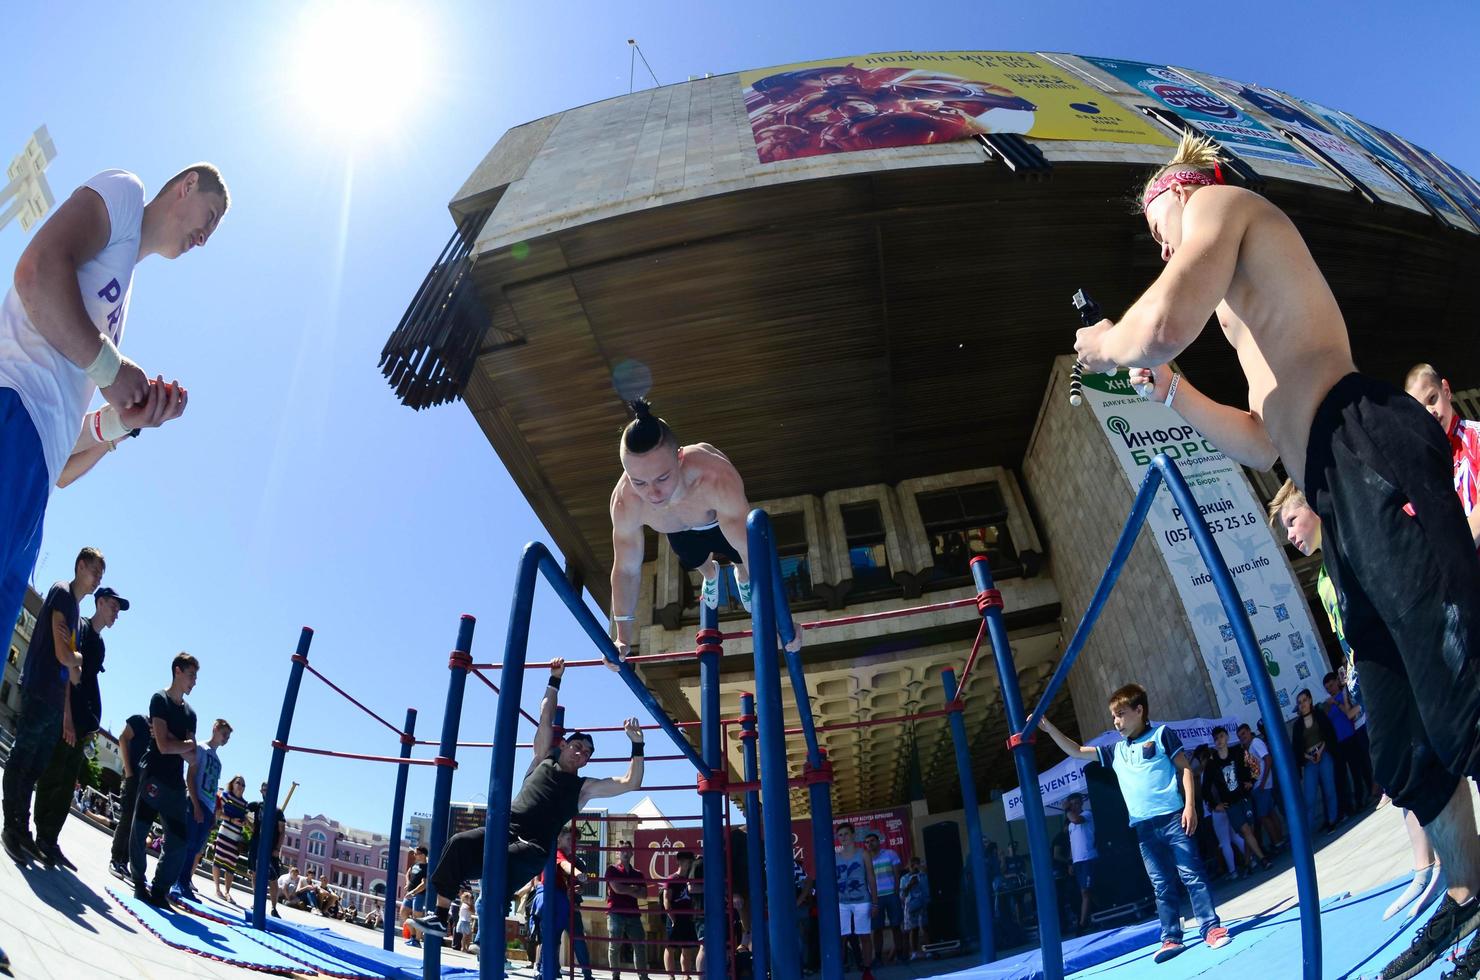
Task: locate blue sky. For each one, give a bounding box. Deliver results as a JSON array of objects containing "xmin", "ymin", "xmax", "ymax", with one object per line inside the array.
[{"xmin": 3, "ymin": 0, "xmax": 1477, "ymax": 837}]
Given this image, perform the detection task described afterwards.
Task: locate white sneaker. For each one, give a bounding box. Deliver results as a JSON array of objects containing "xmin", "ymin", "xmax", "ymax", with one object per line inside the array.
[
  {"xmin": 700, "ymin": 575, "xmax": 719, "ymax": 610},
  {"xmin": 736, "ymin": 577, "xmax": 753, "ymax": 612}
]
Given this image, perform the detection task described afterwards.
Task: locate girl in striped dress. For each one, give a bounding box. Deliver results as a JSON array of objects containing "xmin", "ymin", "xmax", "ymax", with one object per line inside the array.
[{"xmin": 214, "ymin": 776, "xmax": 252, "ymax": 904}]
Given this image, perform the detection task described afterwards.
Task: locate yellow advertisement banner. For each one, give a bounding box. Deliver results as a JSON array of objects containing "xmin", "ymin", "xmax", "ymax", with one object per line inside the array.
[{"xmin": 740, "ymin": 51, "xmax": 1171, "ymax": 164}]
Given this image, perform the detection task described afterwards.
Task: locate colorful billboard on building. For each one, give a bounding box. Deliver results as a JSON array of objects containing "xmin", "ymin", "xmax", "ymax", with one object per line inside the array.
[
  {"xmin": 1082, "ymin": 58, "xmax": 1316, "ymax": 171},
  {"xmin": 740, "ymin": 51, "xmax": 1171, "ymax": 164}
]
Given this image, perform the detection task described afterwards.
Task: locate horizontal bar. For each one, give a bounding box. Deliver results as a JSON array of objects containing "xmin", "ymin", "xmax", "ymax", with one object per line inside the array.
[
  {"xmin": 300, "ymin": 663, "xmax": 407, "ymax": 740},
  {"xmin": 276, "ymin": 744, "xmax": 446, "ymax": 767},
  {"xmin": 573, "ymin": 814, "xmax": 704, "ymax": 823},
  {"xmin": 469, "ymin": 649, "xmax": 697, "ymax": 671},
  {"xmin": 718, "ymin": 595, "xmax": 980, "ymax": 640},
  {"xmin": 413, "ymin": 739, "xmax": 495, "ymax": 749},
  {"xmin": 467, "ymin": 667, "xmax": 541, "ymax": 729},
  {"xmin": 589, "ymin": 755, "xmax": 687, "ymax": 763}
]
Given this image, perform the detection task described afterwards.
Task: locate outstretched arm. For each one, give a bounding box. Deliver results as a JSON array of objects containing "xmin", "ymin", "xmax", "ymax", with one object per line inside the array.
[
  {"xmin": 1038, "ymin": 718, "xmax": 1097, "ymax": 761},
  {"xmin": 710, "ymin": 458, "xmax": 752, "ymax": 573},
  {"xmin": 609, "ymin": 486, "xmax": 647, "ymax": 659},
  {"xmin": 526, "ymin": 658, "xmax": 566, "ymax": 778},
  {"xmin": 579, "ymin": 718, "xmax": 645, "ymax": 804}
]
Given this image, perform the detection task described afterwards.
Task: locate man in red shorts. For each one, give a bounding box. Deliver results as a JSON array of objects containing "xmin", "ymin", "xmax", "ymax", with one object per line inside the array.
[{"xmin": 1076, "ymin": 133, "xmax": 1480, "ymax": 980}]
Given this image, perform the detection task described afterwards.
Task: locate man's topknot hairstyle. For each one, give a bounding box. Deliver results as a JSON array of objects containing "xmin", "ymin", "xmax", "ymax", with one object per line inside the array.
[
  {"xmin": 1138, "ymin": 132, "xmax": 1224, "ymax": 211},
  {"xmin": 621, "ymin": 397, "xmax": 675, "ymax": 454}
]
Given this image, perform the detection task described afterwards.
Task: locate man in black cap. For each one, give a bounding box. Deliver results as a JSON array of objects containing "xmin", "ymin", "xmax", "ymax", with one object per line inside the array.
[{"xmin": 32, "ymin": 586, "xmax": 128, "ymax": 869}]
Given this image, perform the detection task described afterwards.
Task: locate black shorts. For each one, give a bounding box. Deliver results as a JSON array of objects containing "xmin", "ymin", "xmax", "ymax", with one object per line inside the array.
[
  {"xmin": 667, "ymin": 912, "xmax": 699, "ymax": 943},
  {"xmin": 1305, "ymin": 373, "xmax": 1480, "ymax": 825},
  {"xmin": 666, "ymin": 524, "xmax": 742, "ymax": 571}
]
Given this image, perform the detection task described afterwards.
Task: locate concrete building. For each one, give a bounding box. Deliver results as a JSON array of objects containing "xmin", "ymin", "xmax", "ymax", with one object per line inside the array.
[
  {"xmin": 281, "ymin": 814, "xmax": 408, "ymax": 907},
  {"xmin": 383, "ymin": 51, "xmax": 1480, "ymax": 826}
]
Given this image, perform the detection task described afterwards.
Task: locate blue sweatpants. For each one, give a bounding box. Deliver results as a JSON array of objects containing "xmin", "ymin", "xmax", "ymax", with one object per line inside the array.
[{"xmin": 0, "ymin": 388, "xmax": 48, "ymax": 640}]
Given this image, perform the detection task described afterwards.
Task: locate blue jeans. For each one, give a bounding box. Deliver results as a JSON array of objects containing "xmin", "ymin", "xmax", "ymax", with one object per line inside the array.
[
  {"xmin": 533, "ymin": 888, "xmax": 590, "ymax": 969},
  {"xmin": 0, "ymin": 389, "xmax": 47, "ymax": 668},
  {"xmin": 1134, "ymin": 811, "xmax": 1220, "ymax": 943},
  {"xmin": 1301, "ymin": 753, "xmax": 1338, "ymax": 828},
  {"xmin": 177, "ymin": 808, "xmax": 214, "ymax": 890}
]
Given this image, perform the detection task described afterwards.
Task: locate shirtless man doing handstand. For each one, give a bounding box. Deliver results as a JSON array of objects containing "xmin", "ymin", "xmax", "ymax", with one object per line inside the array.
[
  {"xmin": 1073, "ymin": 133, "xmax": 1480, "ymax": 980},
  {"xmin": 609, "ymin": 398, "xmax": 800, "ymax": 664}
]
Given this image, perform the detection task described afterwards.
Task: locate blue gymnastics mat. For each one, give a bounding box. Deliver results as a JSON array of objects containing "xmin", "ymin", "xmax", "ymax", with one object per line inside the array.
[
  {"xmin": 107, "ymin": 885, "xmax": 306, "ymax": 973},
  {"xmin": 233, "ymin": 925, "xmax": 381, "ymax": 979}
]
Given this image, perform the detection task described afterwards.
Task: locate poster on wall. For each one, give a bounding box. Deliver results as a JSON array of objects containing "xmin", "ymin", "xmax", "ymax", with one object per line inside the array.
[
  {"xmin": 1082, "ymin": 58, "xmax": 1316, "ymax": 171},
  {"xmin": 739, "ymin": 51, "xmax": 1172, "ymax": 164},
  {"xmin": 785, "ymin": 805, "xmax": 915, "ymax": 877},
  {"xmin": 1192, "ymin": 74, "xmax": 1408, "ymax": 199},
  {"xmin": 1363, "ymin": 125, "xmax": 1480, "ymax": 228},
  {"xmin": 1293, "ymin": 96, "xmax": 1474, "ymax": 230},
  {"xmin": 1078, "ymin": 370, "xmax": 1329, "ymax": 726}
]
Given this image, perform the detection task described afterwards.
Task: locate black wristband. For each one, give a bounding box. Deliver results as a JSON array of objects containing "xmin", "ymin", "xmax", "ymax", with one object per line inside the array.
[
  {"xmin": 547, "ymin": 674, "xmax": 561, "ymax": 691},
  {"xmin": 631, "ymin": 742, "xmax": 644, "ymax": 757}
]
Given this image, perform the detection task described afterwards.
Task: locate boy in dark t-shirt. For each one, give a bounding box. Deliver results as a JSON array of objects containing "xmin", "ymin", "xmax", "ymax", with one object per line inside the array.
[
  {"xmin": 1, "ymin": 547, "xmax": 103, "ymax": 865},
  {"xmin": 129, "ymin": 652, "xmax": 199, "ymax": 907},
  {"xmin": 110, "ymin": 712, "xmax": 153, "ymax": 876}
]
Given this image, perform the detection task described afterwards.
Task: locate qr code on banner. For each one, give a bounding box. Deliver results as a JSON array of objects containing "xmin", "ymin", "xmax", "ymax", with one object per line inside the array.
[
  {"xmin": 1220, "ymin": 623, "xmax": 1235, "ymax": 642},
  {"xmin": 1277, "ymin": 689, "xmax": 1291, "ymax": 709},
  {"xmin": 1241, "ymin": 685, "xmax": 1256, "ymax": 705},
  {"xmin": 1244, "ymin": 599, "xmax": 1257, "ymax": 617},
  {"xmin": 1290, "ymin": 632, "xmax": 1305, "ymax": 651},
  {"xmin": 1274, "ymin": 603, "xmax": 1290, "ymax": 622},
  {"xmin": 1222, "ymin": 656, "xmax": 1241, "ymax": 678},
  {"xmin": 1296, "ymin": 661, "xmax": 1311, "ymax": 680}
]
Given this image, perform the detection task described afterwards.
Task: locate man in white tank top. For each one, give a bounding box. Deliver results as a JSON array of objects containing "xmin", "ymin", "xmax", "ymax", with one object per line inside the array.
[{"xmin": 0, "ymin": 164, "xmax": 226, "ymax": 637}]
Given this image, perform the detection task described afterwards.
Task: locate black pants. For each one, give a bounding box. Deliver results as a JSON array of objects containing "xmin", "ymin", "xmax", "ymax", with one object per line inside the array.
[
  {"xmin": 33, "ymin": 735, "xmax": 87, "ymax": 845},
  {"xmin": 130, "ymin": 776, "xmax": 190, "ymax": 899},
  {"xmin": 111, "ymin": 773, "xmax": 140, "ymax": 865},
  {"xmin": 1, "ymin": 691, "xmax": 61, "ymax": 833},
  {"xmin": 1306, "ymin": 374, "xmax": 1480, "ymax": 825},
  {"xmin": 429, "ymin": 826, "xmax": 550, "ymax": 909},
  {"xmin": 1339, "ymin": 728, "xmax": 1375, "ymax": 807}
]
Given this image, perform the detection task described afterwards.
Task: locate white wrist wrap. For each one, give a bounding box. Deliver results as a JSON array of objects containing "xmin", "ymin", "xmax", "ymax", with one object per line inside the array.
[
  {"xmin": 1164, "ymin": 373, "xmax": 1182, "ymax": 408},
  {"xmin": 90, "ymin": 406, "xmax": 131, "ymax": 443},
  {"xmin": 85, "ymin": 336, "xmax": 123, "ymax": 388}
]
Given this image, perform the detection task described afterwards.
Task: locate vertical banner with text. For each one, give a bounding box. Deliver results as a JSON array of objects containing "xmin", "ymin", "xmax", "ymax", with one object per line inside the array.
[{"xmin": 1079, "ymin": 370, "xmax": 1328, "ymax": 724}]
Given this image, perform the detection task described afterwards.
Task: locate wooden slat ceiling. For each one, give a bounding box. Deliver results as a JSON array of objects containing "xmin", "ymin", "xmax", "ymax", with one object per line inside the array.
[{"xmin": 463, "ymin": 161, "xmax": 1479, "ymax": 610}]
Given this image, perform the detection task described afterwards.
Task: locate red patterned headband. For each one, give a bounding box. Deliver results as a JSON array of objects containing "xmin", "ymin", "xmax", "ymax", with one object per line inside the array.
[{"xmin": 1142, "ymin": 164, "xmax": 1224, "ymax": 208}]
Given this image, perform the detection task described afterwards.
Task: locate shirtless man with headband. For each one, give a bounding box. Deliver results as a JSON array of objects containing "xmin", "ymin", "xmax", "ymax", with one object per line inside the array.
[
  {"xmin": 608, "ymin": 398, "xmax": 800, "ymax": 664},
  {"xmin": 1073, "ymin": 133, "xmax": 1480, "ymax": 980}
]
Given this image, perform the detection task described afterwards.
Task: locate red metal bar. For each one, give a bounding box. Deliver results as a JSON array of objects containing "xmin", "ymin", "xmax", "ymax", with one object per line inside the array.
[
  {"xmin": 575, "ymin": 814, "xmax": 704, "ymax": 823},
  {"xmin": 717, "ymin": 594, "xmax": 980, "ymax": 640},
  {"xmin": 300, "ymin": 663, "xmax": 406, "ymax": 740},
  {"xmin": 520, "ymin": 719, "xmax": 702, "ymax": 736},
  {"xmin": 469, "ymin": 649, "xmax": 696, "ymax": 671},
  {"xmin": 953, "ymin": 619, "xmax": 990, "ymax": 703},
  {"xmin": 468, "ymin": 667, "xmax": 542, "ymax": 729},
  {"xmin": 413, "ymin": 739, "xmax": 496, "ymax": 748},
  {"xmin": 273, "ymin": 742, "xmax": 446, "ymax": 767},
  {"xmin": 589, "ymin": 755, "xmax": 687, "ymax": 763}
]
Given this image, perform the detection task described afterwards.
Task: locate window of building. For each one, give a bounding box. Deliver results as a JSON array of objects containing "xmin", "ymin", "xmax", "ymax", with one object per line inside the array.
[
  {"xmin": 772, "ymin": 511, "xmax": 814, "ymax": 603},
  {"xmin": 916, "ymin": 482, "xmax": 1020, "ymax": 585},
  {"xmin": 308, "ymin": 831, "xmax": 327, "ymax": 857},
  {"xmin": 7, "ymin": 646, "xmax": 17, "ymax": 667},
  {"xmin": 840, "ymin": 501, "xmax": 894, "ymax": 595}
]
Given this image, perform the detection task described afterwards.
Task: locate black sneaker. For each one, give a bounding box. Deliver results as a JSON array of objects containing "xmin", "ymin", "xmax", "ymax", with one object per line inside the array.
[
  {"xmin": 42, "ymin": 841, "xmax": 76, "ymax": 872},
  {"xmin": 1376, "ymin": 895, "xmax": 1480, "ymax": 980},
  {"xmin": 109, "ymin": 861, "xmax": 130, "ymax": 881},
  {"xmin": 1443, "ymin": 930, "xmax": 1480, "ymax": 979},
  {"xmin": 19, "ymin": 833, "xmax": 49, "ymax": 866},
  {"xmin": 1, "ymin": 828, "xmax": 29, "ymax": 865},
  {"xmin": 411, "ymin": 910, "xmax": 449, "ymax": 937}
]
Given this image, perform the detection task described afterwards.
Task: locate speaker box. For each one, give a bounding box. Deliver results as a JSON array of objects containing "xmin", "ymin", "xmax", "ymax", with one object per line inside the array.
[{"xmin": 921, "ymin": 820, "xmax": 965, "ymax": 942}]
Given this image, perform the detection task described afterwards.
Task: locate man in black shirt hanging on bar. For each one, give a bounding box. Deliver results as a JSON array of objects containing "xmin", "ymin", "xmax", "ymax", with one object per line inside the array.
[{"xmin": 413, "ymin": 658, "xmax": 646, "ymax": 936}]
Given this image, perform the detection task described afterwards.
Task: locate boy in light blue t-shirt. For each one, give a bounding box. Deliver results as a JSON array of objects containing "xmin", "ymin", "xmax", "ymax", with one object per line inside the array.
[{"xmin": 1040, "ymin": 683, "xmax": 1230, "ymax": 964}]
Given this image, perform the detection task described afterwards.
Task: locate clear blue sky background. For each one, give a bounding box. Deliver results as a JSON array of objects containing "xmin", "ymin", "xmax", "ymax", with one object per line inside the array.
[{"xmin": 3, "ymin": 0, "xmax": 1477, "ymax": 836}]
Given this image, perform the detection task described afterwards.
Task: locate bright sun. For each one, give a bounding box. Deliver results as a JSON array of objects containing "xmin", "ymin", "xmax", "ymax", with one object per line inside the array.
[{"xmin": 289, "ymin": 1, "xmax": 430, "ymax": 143}]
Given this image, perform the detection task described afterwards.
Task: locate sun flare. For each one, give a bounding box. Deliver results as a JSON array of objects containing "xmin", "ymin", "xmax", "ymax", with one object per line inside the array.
[{"xmin": 289, "ymin": 1, "xmax": 430, "ymax": 143}]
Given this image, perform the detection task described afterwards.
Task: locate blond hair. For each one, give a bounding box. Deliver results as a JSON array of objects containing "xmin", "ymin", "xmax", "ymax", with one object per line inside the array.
[
  {"xmin": 1140, "ymin": 132, "xmax": 1224, "ymax": 210},
  {"xmin": 155, "ymin": 163, "xmax": 230, "ymax": 210},
  {"xmin": 1404, "ymin": 362, "xmax": 1442, "ymax": 391},
  {"xmin": 1266, "ymin": 479, "xmax": 1308, "ymax": 529}
]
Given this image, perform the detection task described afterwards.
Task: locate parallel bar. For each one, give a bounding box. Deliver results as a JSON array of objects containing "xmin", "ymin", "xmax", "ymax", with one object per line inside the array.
[
  {"xmin": 943, "ymin": 667, "xmax": 996, "ymax": 964},
  {"xmin": 254, "ymin": 627, "xmax": 313, "ymax": 930},
  {"xmin": 972, "ymin": 557, "xmax": 1060, "ymax": 978},
  {"xmin": 738, "ymin": 694, "xmax": 769, "ymax": 980},
  {"xmin": 274, "ymin": 744, "xmax": 442, "ymax": 766},
  {"xmin": 746, "ymin": 511, "xmax": 801, "ymax": 977},
  {"xmin": 717, "ymin": 595, "xmax": 980, "ymax": 640},
  {"xmin": 698, "ymin": 605, "xmax": 728, "ymax": 978},
  {"xmin": 384, "ymin": 708, "xmax": 417, "ymax": 951},
  {"xmin": 424, "ymin": 615, "xmax": 476, "ymax": 980},
  {"xmin": 1152, "ymin": 456, "xmax": 1320, "ymax": 978}
]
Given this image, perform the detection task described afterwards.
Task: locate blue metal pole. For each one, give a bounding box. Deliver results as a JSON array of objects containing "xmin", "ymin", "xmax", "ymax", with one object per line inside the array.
[
  {"xmin": 1152, "ymin": 455, "xmax": 1320, "ymax": 979},
  {"xmin": 254, "ymin": 626, "xmax": 313, "ymax": 930},
  {"xmin": 972, "ymin": 556, "xmax": 1061, "ymax": 978},
  {"xmin": 738, "ymin": 693, "xmax": 770, "ymax": 978},
  {"xmin": 384, "ymin": 707, "xmax": 418, "ymax": 952},
  {"xmin": 942, "ymin": 667, "xmax": 995, "ymax": 964},
  {"xmin": 807, "ymin": 749, "xmax": 844, "ymax": 980},
  {"xmin": 747, "ymin": 511, "xmax": 801, "ymax": 977},
  {"xmin": 1020, "ymin": 466, "xmax": 1161, "ymax": 740},
  {"xmin": 530, "ymin": 545, "xmax": 710, "ymax": 775},
  {"xmin": 698, "ymin": 603, "xmax": 728, "ymax": 978},
  {"xmin": 423, "ymin": 615, "xmax": 476, "ymax": 980},
  {"xmin": 480, "ymin": 543, "xmax": 541, "ymax": 980}
]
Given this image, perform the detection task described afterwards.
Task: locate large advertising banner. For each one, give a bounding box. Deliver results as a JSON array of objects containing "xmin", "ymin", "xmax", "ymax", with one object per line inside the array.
[
  {"xmin": 1078, "ymin": 370, "xmax": 1328, "ymax": 725},
  {"xmin": 787, "ymin": 805, "xmax": 915, "ymax": 878},
  {"xmin": 1294, "ymin": 96, "xmax": 1473, "ymax": 229},
  {"xmin": 1193, "ymin": 74, "xmax": 1407, "ymax": 198},
  {"xmin": 1081, "ymin": 58, "xmax": 1316, "ymax": 171},
  {"xmin": 1364, "ymin": 125, "xmax": 1480, "ymax": 228},
  {"xmin": 739, "ymin": 51, "xmax": 1171, "ymax": 164}
]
